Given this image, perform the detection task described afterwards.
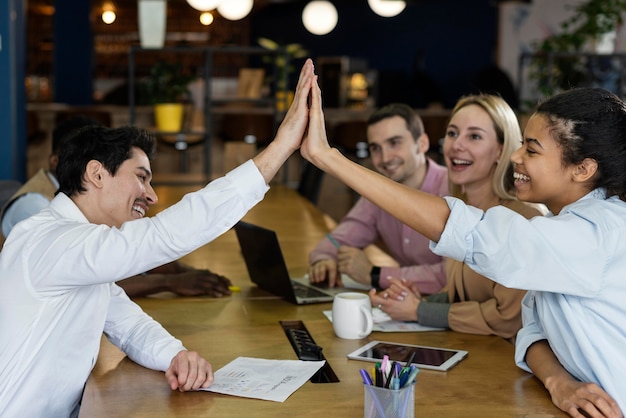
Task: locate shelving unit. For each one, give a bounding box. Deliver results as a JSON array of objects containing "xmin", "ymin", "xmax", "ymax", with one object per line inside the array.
[
  {"xmin": 518, "ymin": 51, "xmax": 626, "ymax": 110},
  {"xmin": 128, "ymin": 45, "xmax": 287, "ymax": 177}
]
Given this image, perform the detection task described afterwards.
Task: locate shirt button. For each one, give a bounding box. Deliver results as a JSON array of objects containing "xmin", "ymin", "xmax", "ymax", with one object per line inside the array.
[{"xmin": 404, "ymin": 238, "xmax": 410, "ymax": 244}]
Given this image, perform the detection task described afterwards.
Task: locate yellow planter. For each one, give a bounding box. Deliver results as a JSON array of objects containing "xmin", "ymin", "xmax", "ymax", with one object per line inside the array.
[{"xmin": 154, "ymin": 103, "xmax": 184, "ymax": 132}]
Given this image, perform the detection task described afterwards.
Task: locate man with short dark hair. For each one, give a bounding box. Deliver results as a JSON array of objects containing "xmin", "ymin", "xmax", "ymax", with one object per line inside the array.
[
  {"xmin": 1, "ymin": 116, "xmax": 233, "ymax": 298},
  {"xmin": 308, "ymin": 103, "xmax": 449, "ymax": 294},
  {"xmin": 0, "ymin": 59, "xmax": 315, "ymax": 417}
]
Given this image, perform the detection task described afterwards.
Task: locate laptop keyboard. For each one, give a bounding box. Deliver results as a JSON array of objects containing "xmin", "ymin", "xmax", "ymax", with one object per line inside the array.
[{"xmin": 292, "ymin": 282, "xmax": 331, "ymax": 299}]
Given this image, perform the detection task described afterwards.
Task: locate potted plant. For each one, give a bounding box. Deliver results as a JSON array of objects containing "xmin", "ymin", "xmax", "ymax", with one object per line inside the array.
[
  {"xmin": 139, "ymin": 61, "xmax": 194, "ymax": 132},
  {"xmin": 524, "ymin": 0, "xmax": 626, "ymax": 110},
  {"xmin": 258, "ymin": 37, "xmax": 308, "ymax": 111}
]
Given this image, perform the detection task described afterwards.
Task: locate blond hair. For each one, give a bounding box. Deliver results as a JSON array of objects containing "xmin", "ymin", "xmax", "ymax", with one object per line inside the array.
[{"xmin": 447, "ymin": 94, "xmax": 521, "ymax": 200}]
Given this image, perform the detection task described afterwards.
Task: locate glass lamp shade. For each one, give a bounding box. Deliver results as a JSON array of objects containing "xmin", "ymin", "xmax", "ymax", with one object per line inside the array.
[
  {"xmin": 186, "ymin": 0, "xmax": 222, "ymax": 12},
  {"xmin": 138, "ymin": 0, "xmax": 167, "ymax": 49},
  {"xmin": 302, "ymin": 1, "xmax": 338, "ymax": 36},
  {"xmin": 200, "ymin": 11, "xmax": 214, "ymax": 26},
  {"xmin": 102, "ymin": 10, "xmax": 116, "ymax": 24},
  {"xmin": 367, "ymin": 0, "xmax": 406, "ymax": 17},
  {"xmin": 217, "ymin": 0, "xmax": 253, "ymax": 21}
]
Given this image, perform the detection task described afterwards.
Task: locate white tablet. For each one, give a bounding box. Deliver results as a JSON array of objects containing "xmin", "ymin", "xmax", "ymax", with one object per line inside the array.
[{"xmin": 347, "ymin": 340, "xmax": 468, "ymax": 372}]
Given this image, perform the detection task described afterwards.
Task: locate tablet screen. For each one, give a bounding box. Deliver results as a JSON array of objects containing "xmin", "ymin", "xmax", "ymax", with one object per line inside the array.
[
  {"xmin": 354, "ymin": 341, "xmax": 455, "ymax": 366},
  {"xmin": 347, "ymin": 341, "xmax": 468, "ymax": 371}
]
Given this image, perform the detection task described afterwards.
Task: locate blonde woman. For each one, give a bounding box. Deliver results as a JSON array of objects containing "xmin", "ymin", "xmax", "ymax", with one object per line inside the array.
[{"xmin": 370, "ymin": 94, "xmax": 545, "ymax": 340}]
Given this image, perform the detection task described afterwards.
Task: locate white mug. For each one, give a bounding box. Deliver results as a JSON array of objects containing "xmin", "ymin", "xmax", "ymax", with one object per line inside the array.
[{"xmin": 332, "ymin": 292, "xmax": 373, "ymax": 339}]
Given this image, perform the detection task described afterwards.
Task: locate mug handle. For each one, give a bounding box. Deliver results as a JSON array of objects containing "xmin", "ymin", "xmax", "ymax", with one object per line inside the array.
[{"xmin": 357, "ymin": 305, "xmax": 374, "ymax": 338}]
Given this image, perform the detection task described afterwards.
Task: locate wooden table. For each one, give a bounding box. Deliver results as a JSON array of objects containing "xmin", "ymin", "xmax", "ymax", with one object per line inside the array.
[{"xmin": 79, "ymin": 185, "xmax": 564, "ymax": 418}]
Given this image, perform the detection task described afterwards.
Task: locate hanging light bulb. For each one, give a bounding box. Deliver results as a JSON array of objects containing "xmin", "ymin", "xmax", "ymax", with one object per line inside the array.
[
  {"xmin": 186, "ymin": 0, "xmax": 222, "ymax": 12},
  {"xmin": 102, "ymin": 10, "xmax": 116, "ymax": 24},
  {"xmin": 217, "ymin": 0, "xmax": 253, "ymax": 21},
  {"xmin": 302, "ymin": 1, "xmax": 338, "ymax": 36},
  {"xmin": 101, "ymin": 1, "xmax": 116, "ymax": 24},
  {"xmin": 367, "ymin": 0, "xmax": 406, "ymax": 17},
  {"xmin": 200, "ymin": 11, "xmax": 214, "ymax": 26}
]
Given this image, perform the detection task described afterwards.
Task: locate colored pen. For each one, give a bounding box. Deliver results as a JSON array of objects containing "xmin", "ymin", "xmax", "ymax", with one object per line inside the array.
[
  {"xmin": 359, "ymin": 368, "xmax": 374, "ymax": 386},
  {"xmin": 393, "ymin": 361, "xmax": 401, "ymax": 377},
  {"xmin": 405, "ymin": 351, "xmax": 416, "ymax": 368},
  {"xmin": 326, "ymin": 233, "xmax": 340, "ymax": 249},
  {"xmin": 402, "ymin": 366, "xmax": 420, "ymax": 388},
  {"xmin": 228, "ymin": 285, "xmax": 241, "ymax": 292}
]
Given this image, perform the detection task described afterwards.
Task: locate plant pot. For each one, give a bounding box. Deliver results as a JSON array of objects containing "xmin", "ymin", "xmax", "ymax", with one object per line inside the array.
[{"xmin": 154, "ymin": 103, "xmax": 184, "ymax": 132}]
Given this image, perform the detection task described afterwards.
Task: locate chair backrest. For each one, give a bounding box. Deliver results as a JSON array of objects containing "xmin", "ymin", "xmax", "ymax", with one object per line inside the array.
[
  {"xmin": 0, "ymin": 180, "xmax": 23, "ymax": 210},
  {"xmin": 297, "ymin": 160, "xmax": 325, "ymax": 205}
]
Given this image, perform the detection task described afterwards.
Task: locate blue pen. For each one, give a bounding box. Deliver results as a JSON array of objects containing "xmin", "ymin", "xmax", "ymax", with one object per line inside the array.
[
  {"xmin": 359, "ymin": 368, "xmax": 374, "ymax": 386},
  {"xmin": 326, "ymin": 233, "xmax": 340, "ymax": 249},
  {"xmin": 402, "ymin": 366, "xmax": 420, "ymax": 388}
]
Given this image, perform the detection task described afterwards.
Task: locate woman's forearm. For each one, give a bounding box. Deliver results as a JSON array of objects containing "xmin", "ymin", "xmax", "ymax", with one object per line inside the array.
[{"xmin": 316, "ymin": 148, "xmax": 450, "ymax": 242}]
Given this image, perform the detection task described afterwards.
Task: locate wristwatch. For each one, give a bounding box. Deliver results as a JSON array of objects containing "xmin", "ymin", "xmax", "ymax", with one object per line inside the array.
[{"xmin": 370, "ymin": 266, "xmax": 381, "ymax": 289}]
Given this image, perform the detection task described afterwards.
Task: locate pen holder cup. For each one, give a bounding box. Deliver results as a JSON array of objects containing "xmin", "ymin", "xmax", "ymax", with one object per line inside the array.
[{"xmin": 363, "ymin": 383, "xmax": 415, "ymax": 418}]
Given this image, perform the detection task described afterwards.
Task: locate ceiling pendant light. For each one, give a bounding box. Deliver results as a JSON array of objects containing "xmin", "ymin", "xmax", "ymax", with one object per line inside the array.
[
  {"xmin": 302, "ymin": 1, "xmax": 338, "ymax": 36},
  {"xmin": 217, "ymin": 0, "xmax": 253, "ymax": 21},
  {"xmin": 186, "ymin": 0, "xmax": 222, "ymax": 12},
  {"xmin": 367, "ymin": 0, "xmax": 406, "ymax": 18},
  {"xmin": 200, "ymin": 11, "xmax": 214, "ymax": 26}
]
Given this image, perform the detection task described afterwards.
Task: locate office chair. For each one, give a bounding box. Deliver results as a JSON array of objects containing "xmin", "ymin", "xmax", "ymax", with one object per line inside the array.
[{"xmin": 297, "ymin": 160, "xmax": 325, "ymax": 205}]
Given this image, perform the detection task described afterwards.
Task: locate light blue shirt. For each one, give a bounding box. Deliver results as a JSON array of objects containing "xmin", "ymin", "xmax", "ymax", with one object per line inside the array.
[
  {"xmin": 430, "ymin": 189, "xmax": 626, "ymax": 410},
  {"xmin": 1, "ymin": 171, "xmax": 58, "ymax": 237}
]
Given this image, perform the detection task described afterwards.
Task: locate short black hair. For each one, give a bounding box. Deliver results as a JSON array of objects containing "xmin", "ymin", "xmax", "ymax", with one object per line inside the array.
[
  {"xmin": 52, "ymin": 115, "xmax": 100, "ymax": 155},
  {"xmin": 56, "ymin": 126, "xmax": 156, "ymax": 197},
  {"xmin": 536, "ymin": 87, "xmax": 626, "ymax": 199}
]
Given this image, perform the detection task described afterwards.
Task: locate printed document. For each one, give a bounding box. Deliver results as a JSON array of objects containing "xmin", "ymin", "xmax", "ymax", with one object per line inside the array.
[{"xmin": 200, "ymin": 357, "xmax": 325, "ymax": 402}]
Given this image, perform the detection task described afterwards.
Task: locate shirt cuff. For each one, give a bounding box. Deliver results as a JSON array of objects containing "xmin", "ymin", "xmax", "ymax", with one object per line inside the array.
[
  {"xmin": 417, "ymin": 300, "xmax": 450, "ymax": 329},
  {"xmin": 226, "ymin": 159, "xmax": 269, "ymax": 200},
  {"xmin": 429, "ymin": 196, "xmax": 484, "ymax": 262}
]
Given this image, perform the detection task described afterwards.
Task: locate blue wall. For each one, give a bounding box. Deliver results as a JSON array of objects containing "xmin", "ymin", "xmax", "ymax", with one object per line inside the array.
[
  {"xmin": 0, "ymin": 0, "xmax": 26, "ymax": 180},
  {"xmin": 251, "ymin": 0, "xmax": 498, "ymax": 108}
]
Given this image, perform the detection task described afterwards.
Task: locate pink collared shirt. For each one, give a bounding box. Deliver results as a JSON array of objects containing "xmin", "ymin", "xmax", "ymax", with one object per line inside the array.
[{"xmin": 310, "ymin": 158, "xmax": 449, "ymax": 294}]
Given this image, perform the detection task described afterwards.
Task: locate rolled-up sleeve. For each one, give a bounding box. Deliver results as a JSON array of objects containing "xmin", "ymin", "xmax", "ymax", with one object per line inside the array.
[
  {"xmin": 514, "ymin": 291, "xmax": 547, "ymax": 373},
  {"xmin": 429, "ymin": 197, "xmax": 484, "ymax": 262}
]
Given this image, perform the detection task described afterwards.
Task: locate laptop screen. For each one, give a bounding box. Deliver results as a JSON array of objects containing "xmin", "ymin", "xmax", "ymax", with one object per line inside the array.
[{"xmin": 233, "ymin": 221, "xmax": 297, "ymax": 302}]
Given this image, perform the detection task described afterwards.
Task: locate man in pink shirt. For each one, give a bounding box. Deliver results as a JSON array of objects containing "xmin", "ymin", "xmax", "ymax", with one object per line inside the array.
[{"xmin": 308, "ymin": 103, "xmax": 448, "ymax": 294}]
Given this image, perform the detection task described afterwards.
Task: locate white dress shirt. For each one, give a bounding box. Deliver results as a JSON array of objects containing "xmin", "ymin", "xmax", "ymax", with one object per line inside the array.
[
  {"xmin": 0, "ymin": 160, "xmax": 268, "ymax": 417},
  {"xmin": 430, "ymin": 189, "xmax": 626, "ymax": 410}
]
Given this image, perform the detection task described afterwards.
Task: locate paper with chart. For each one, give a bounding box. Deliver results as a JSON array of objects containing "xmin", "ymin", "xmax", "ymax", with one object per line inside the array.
[
  {"xmin": 324, "ymin": 307, "xmax": 445, "ymax": 332},
  {"xmin": 200, "ymin": 357, "xmax": 325, "ymax": 402}
]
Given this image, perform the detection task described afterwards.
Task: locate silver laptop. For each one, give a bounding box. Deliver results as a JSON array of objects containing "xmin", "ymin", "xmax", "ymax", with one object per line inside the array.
[{"xmin": 234, "ymin": 221, "xmax": 359, "ymax": 304}]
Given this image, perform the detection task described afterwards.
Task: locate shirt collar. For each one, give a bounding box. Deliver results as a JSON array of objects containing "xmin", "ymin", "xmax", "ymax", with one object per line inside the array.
[
  {"xmin": 48, "ymin": 193, "xmax": 90, "ymax": 224},
  {"xmin": 559, "ymin": 188, "xmax": 608, "ymax": 214}
]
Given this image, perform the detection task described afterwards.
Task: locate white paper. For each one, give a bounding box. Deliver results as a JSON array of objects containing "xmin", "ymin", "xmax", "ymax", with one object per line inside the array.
[
  {"xmin": 324, "ymin": 308, "xmax": 445, "ymax": 332},
  {"xmin": 200, "ymin": 357, "xmax": 325, "ymax": 402}
]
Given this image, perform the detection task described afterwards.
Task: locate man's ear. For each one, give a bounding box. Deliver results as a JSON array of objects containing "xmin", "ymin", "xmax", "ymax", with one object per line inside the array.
[
  {"xmin": 84, "ymin": 160, "xmax": 105, "ymax": 189},
  {"xmin": 572, "ymin": 157, "xmax": 598, "ymax": 183},
  {"xmin": 417, "ymin": 133, "xmax": 430, "ymax": 154},
  {"xmin": 48, "ymin": 154, "xmax": 58, "ymax": 173}
]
